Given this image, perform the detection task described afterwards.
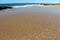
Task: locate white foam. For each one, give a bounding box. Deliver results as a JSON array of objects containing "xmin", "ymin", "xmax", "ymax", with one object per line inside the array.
[{"xmin": 12, "ymin": 5, "xmax": 42, "ymax": 8}]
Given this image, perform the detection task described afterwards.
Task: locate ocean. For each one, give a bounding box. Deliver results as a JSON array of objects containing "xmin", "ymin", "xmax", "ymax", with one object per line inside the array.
[{"xmin": 0, "ymin": 3, "xmax": 41, "ymax": 6}]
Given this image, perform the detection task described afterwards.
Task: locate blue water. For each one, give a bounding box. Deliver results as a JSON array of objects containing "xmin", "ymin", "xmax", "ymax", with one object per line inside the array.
[
  {"xmin": 0, "ymin": 3, "xmax": 41, "ymax": 6},
  {"xmin": 0, "ymin": 4, "xmax": 27, "ymax": 6}
]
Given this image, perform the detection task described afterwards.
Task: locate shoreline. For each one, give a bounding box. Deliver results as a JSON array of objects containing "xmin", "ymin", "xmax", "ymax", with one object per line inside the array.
[{"xmin": 1, "ymin": 5, "xmax": 60, "ymax": 10}]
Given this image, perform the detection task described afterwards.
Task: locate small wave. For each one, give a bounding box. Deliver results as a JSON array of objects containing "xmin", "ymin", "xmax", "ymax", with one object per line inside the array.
[{"xmin": 11, "ymin": 5, "xmax": 42, "ymax": 8}]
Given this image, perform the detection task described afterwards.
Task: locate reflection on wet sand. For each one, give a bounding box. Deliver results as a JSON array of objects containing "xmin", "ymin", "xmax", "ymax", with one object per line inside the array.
[{"xmin": 0, "ymin": 7, "xmax": 60, "ymax": 40}]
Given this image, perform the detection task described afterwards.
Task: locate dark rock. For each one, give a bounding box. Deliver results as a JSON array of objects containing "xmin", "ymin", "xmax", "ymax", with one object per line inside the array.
[{"xmin": 0, "ymin": 6, "xmax": 12, "ymax": 11}]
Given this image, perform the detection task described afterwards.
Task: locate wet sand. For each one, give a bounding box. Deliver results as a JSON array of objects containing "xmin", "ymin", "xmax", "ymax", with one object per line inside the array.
[{"xmin": 0, "ymin": 7, "xmax": 60, "ymax": 40}]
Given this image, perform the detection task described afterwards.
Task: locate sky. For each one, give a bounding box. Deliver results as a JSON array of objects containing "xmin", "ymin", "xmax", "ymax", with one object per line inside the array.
[{"xmin": 0, "ymin": 0, "xmax": 60, "ymax": 3}]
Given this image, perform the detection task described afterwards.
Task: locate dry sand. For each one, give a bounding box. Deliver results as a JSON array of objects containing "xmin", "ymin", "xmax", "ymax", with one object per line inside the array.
[
  {"xmin": 38, "ymin": 5, "xmax": 60, "ymax": 9},
  {"xmin": 0, "ymin": 7, "xmax": 60, "ymax": 40}
]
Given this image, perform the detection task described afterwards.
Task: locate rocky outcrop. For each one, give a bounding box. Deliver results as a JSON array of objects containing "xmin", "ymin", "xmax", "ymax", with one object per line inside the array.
[{"xmin": 0, "ymin": 6, "xmax": 12, "ymax": 10}]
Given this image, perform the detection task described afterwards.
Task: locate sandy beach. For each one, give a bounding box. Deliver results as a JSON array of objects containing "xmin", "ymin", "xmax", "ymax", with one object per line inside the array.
[
  {"xmin": 38, "ymin": 5, "xmax": 60, "ymax": 9},
  {"xmin": 0, "ymin": 7, "xmax": 60, "ymax": 40}
]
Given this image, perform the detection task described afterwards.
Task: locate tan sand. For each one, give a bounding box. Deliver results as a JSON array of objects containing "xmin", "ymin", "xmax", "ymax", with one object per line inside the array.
[
  {"xmin": 0, "ymin": 7, "xmax": 60, "ymax": 40},
  {"xmin": 38, "ymin": 5, "xmax": 60, "ymax": 9}
]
